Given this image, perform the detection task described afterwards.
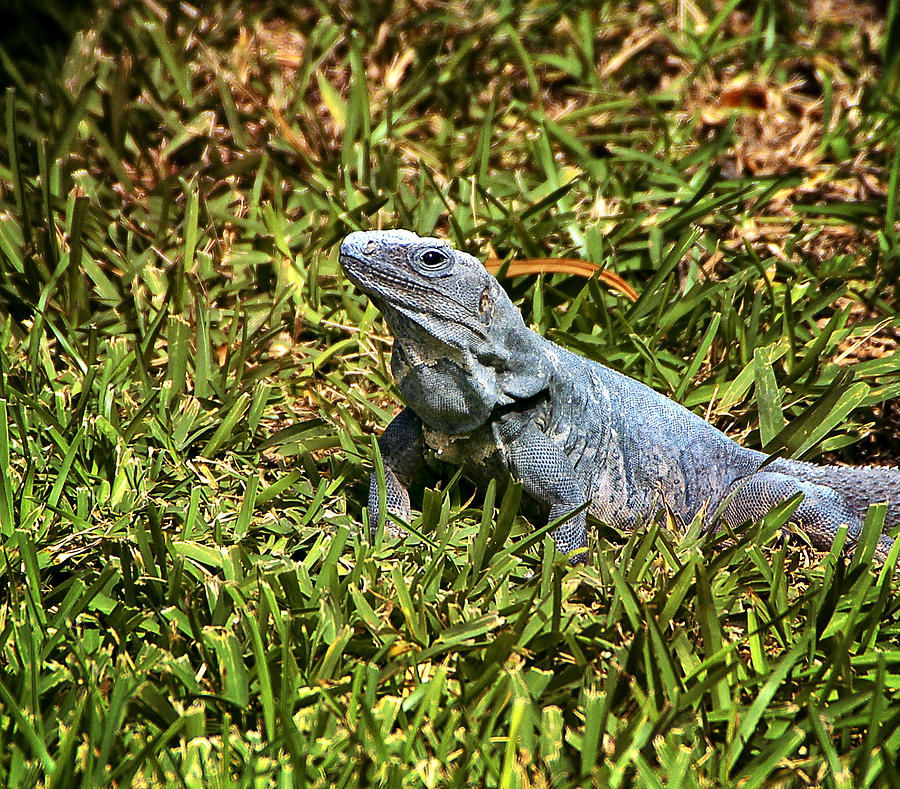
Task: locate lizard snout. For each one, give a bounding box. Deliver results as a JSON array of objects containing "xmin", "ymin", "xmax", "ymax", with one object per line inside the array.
[{"xmin": 340, "ymin": 229, "xmax": 422, "ymax": 263}]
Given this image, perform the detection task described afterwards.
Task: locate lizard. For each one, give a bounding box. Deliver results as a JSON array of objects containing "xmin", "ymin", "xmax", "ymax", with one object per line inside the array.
[{"xmin": 339, "ymin": 228, "xmax": 900, "ymax": 565}]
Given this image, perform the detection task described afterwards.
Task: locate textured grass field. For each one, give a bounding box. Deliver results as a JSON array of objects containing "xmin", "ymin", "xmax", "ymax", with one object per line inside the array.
[{"xmin": 1, "ymin": 1, "xmax": 900, "ymax": 786}]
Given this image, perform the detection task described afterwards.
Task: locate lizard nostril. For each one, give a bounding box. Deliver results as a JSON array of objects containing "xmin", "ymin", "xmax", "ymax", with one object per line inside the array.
[{"xmin": 364, "ymin": 240, "xmax": 377, "ymax": 254}]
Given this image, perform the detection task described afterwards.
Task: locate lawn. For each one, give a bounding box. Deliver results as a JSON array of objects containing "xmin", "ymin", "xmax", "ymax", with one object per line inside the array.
[{"xmin": 1, "ymin": 1, "xmax": 900, "ymax": 786}]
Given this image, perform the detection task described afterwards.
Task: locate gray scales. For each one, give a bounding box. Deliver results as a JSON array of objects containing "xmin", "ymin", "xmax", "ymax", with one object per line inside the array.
[{"xmin": 339, "ymin": 229, "xmax": 900, "ymax": 565}]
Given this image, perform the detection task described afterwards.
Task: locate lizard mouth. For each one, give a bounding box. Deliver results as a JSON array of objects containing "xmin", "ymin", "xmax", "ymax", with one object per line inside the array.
[
  {"xmin": 339, "ymin": 251, "xmax": 455, "ymax": 306},
  {"xmin": 337, "ymin": 251, "xmax": 373, "ymax": 293},
  {"xmin": 338, "ymin": 252, "xmax": 489, "ymax": 341},
  {"xmin": 338, "ymin": 252, "xmax": 428, "ymax": 297}
]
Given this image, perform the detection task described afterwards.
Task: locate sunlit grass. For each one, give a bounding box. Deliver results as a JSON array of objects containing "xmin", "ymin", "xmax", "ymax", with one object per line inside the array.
[{"xmin": 0, "ymin": 1, "xmax": 899, "ymax": 785}]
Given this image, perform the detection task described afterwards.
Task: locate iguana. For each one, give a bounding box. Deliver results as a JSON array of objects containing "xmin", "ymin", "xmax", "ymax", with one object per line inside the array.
[{"xmin": 339, "ymin": 229, "xmax": 900, "ymax": 564}]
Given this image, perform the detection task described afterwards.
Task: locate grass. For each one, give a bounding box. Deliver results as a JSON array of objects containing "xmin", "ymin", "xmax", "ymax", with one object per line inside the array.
[{"xmin": 1, "ymin": 0, "xmax": 900, "ymax": 785}]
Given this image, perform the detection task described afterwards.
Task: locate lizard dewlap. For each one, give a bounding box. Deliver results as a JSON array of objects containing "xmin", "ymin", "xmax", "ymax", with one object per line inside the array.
[{"xmin": 339, "ymin": 230, "xmax": 900, "ymax": 566}]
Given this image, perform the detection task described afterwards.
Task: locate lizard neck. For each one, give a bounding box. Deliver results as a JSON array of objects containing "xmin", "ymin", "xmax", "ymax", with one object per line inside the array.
[{"xmin": 385, "ymin": 301, "xmax": 553, "ymax": 435}]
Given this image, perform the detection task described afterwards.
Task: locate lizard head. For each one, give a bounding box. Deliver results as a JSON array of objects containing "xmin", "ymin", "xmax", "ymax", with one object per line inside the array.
[
  {"xmin": 339, "ymin": 229, "xmax": 552, "ymax": 432},
  {"xmin": 339, "ymin": 229, "xmax": 494, "ymax": 325}
]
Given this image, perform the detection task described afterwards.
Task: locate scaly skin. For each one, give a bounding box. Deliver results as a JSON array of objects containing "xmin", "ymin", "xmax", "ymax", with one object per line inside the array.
[{"xmin": 339, "ymin": 229, "xmax": 899, "ymax": 565}]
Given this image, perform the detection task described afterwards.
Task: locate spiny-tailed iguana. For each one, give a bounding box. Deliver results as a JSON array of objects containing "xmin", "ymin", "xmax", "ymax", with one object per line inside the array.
[{"xmin": 339, "ymin": 229, "xmax": 899, "ymax": 564}]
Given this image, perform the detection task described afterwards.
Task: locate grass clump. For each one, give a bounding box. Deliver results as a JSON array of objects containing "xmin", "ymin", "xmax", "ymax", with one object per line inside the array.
[{"xmin": 1, "ymin": 0, "xmax": 899, "ymax": 785}]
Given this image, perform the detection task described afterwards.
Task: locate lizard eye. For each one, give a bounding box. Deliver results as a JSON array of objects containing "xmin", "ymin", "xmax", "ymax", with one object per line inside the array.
[{"xmin": 416, "ymin": 247, "xmax": 451, "ymax": 271}]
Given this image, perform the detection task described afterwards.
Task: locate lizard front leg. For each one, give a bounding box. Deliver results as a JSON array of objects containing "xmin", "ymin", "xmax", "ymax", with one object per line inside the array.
[
  {"xmin": 369, "ymin": 407, "xmax": 425, "ymax": 538},
  {"xmin": 720, "ymin": 471, "xmax": 895, "ymax": 562},
  {"xmin": 494, "ymin": 408, "xmax": 589, "ymax": 564}
]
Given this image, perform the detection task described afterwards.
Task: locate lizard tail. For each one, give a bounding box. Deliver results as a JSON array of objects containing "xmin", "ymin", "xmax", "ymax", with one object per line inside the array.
[{"xmin": 765, "ymin": 458, "xmax": 900, "ymax": 528}]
